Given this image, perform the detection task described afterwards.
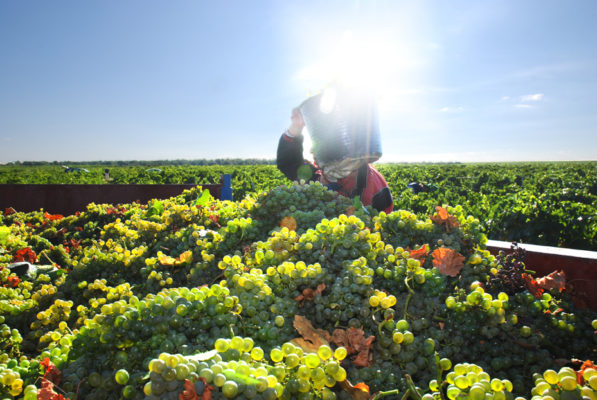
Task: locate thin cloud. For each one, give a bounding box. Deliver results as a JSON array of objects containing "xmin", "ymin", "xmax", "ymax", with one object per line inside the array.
[
  {"xmin": 439, "ymin": 106, "xmax": 464, "ymax": 113},
  {"xmin": 521, "ymin": 93, "xmax": 544, "ymax": 102},
  {"xmin": 515, "ymin": 104, "xmax": 533, "ymax": 109}
]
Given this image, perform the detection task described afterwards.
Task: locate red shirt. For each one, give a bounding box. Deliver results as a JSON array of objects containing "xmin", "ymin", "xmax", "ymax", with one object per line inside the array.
[{"xmin": 321, "ymin": 164, "xmax": 394, "ymax": 214}]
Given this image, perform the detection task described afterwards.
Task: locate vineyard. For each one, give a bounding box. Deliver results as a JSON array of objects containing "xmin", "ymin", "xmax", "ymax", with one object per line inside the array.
[
  {"xmin": 1, "ymin": 162, "xmax": 596, "ymax": 250},
  {"xmin": 0, "ymin": 179, "xmax": 596, "ymax": 399}
]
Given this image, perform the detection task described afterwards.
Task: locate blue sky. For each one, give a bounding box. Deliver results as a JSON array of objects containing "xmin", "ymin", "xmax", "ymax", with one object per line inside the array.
[{"xmin": 1, "ymin": 1, "xmax": 596, "ymax": 163}]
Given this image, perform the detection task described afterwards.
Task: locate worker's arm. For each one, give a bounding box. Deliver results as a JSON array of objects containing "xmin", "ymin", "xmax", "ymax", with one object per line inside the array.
[
  {"xmin": 276, "ymin": 107, "xmax": 319, "ymax": 181},
  {"xmin": 276, "ymin": 132, "xmax": 306, "ymax": 181}
]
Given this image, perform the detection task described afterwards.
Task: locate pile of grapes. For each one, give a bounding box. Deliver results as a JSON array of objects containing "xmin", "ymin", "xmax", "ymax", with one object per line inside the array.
[{"xmin": 0, "ymin": 181, "xmax": 595, "ymax": 400}]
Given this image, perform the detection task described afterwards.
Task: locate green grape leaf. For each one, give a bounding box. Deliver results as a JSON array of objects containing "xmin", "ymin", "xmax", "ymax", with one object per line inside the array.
[
  {"xmin": 146, "ymin": 200, "xmax": 164, "ymax": 217},
  {"xmin": 352, "ymin": 195, "xmax": 368, "ymax": 215},
  {"xmin": 195, "ymin": 189, "xmax": 213, "ymax": 207},
  {"xmin": 352, "ymin": 195, "xmax": 363, "ymax": 210},
  {"xmin": 0, "ymin": 226, "xmax": 9, "ymax": 245}
]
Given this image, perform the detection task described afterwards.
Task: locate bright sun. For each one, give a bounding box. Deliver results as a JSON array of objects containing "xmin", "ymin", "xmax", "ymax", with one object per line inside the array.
[
  {"xmin": 294, "ymin": 29, "xmax": 418, "ymax": 161},
  {"xmin": 296, "ymin": 30, "xmax": 409, "ymax": 95}
]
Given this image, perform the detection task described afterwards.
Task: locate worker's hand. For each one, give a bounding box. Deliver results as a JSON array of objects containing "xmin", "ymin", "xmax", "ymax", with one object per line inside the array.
[{"xmin": 287, "ymin": 107, "xmax": 305, "ymax": 137}]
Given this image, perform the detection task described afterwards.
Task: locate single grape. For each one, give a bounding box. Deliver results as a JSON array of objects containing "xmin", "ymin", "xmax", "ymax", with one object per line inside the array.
[{"xmin": 115, "ymin": 369, "xmax": 129, "ymax": 385}]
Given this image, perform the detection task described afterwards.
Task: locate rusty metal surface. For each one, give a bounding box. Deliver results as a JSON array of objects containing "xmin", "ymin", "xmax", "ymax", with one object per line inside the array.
[
  {"xmin": 0, "ymin": 184, "xmax": 221, "ymax": 216},
  {"xmin": 486, "ymin": 240, "xmax": 597, "ymax": 311}
]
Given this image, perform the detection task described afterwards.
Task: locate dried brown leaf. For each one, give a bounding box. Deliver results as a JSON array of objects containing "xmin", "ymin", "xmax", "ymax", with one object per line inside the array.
[
  {"xmin": 432, "ymin": 247, "xmax": 465, "ymax": 277},
  {"xmin": 331, "ymin": 327, "xmax": 375, "ymax": 367},
  {"xmin": 280, "ymin": 216, "xmax": 297, "ymax": 231},
  {"xmin": 291, "ymin": 315, "xmax": 330, "ymax": 352},
  {"xmin": 296, "ymin": 283, "xmax": 326, "ymax": 303}
]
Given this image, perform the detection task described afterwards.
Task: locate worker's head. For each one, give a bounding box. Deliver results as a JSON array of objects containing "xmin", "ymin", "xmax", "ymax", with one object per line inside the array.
[{"xmin": 299, "ymin": 84, "xmax": 382, "ymax": 169}]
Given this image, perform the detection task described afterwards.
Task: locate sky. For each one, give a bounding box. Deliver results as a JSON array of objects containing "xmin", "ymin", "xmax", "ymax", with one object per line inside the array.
[{"xmin": 1, "ymin": 1, "xmax": 596, "ymax": 163}]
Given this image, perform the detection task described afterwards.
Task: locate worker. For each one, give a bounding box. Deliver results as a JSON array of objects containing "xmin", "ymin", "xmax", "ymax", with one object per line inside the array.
[{"xmin": 276, "ymin": 100, "xmax": 393, "ymax": 214}]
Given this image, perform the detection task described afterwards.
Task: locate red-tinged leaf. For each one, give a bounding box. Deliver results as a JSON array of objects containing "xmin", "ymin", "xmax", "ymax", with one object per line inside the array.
[
  {"xmin": 106, "ymin": 206, "xmax": 126, "ymax": 216},
  {"xmin": 41, "ymin": 357, "xmax": 51, "ymax": 369},
  {"xmin": 408, "ymin": 244, "xmax": 429, "ymax": 264},
  {"xmin": 44, "ymin": 211, "xmax": 64, "ymax": 221},
  {"xmin": 6, "ymin": 276, "xmax": 21, "ymax": 288},
  {"xmin": 179, "ymin": 379, "xmax": 200, "ymax": 400},
  {"xmin": 41, "ymin": 357, "xmax": 62, "ymax": 385},
  {"xmin": 577, "ymin": 360, "xmax": 596, "ymax": 385},
  {"xmin": 201, "ymin": 377, "xmax": 214, "ymax": 400},
  {"xmin": 430, "ymin": 206, "xmax": 460, "ymax": 232},
  {"xmin": 432, "ymin": 248, "xmax": 465, "ymax": 277},
  {"xmin": 4, "ymin": 207, "xmax": 16, "ymax": 216},
  {"xmin": 338, "ymin": 380, "xmax": 371, "ymax": 400},
  {"xmin": 13, "ymin": 247, "xmax": 37, "ymax": 263},
  {"xmin": 522, "ymin": 273, "xmax": 544, "ymax": 299},
  {"xmin": 353, "ymin": 382, "xmax": 370, "ymax": 392},
  {"xmin": 536, "ymin": 270, "xmax": 566, "ymax": 292},
  {"xmin": 38, "ymin": 378, "xmax": 68, "ymax": 400}
]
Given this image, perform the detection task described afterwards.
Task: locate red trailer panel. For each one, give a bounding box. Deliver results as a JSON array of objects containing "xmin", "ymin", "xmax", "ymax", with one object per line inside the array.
[
  {"xmin": 0, "ymin": 183, "xmax": 222, "ymax": 216},
  {"xmin": 486, "ymin": 240, "xmax": 597, "ymax": 311}
]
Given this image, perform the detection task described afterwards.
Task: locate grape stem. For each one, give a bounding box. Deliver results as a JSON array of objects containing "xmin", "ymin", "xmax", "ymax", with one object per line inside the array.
[
  {"xmin": 369, "ymin": 389, "xmax": 401, "ymax": 399},
  {"xmin": 433, "ymin": 352, "xmax": 447, "ymax": 400},
  {"xmin": 403, "ymin": 374, "xmax": 423, "ymax": 400},
  {"xmin": 236, "ymin": 314, "xmax": 247, "ymax": 336},
  {"xmin": 403, "ymin": 276, "xmax": 415, "ymax": 320},
  {"xmin": 75, "ymin": 378, "xmax": 86, "ymax": 399},
  {"xmin": 210, "ymin": 273, "xmax": 224, "ymax": 285},
  {"xmin": 41, "ymin": 252, "xmax": 57, "ymax": 266}
]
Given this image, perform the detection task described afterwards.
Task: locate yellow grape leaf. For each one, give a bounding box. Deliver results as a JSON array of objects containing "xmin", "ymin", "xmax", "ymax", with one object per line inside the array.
[
  {"xmin": 178, "ymin": 250, "xmax": 193, "ymax": 264},
  {"xmin": 158, "ymin": 250, "xmax": 193, "ymax": 266}
]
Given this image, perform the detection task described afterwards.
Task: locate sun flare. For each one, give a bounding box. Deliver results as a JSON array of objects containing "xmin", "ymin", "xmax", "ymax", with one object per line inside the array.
[{"xmin": 295, "ymin": 30, "xmax": 410, "ymax": 95}]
